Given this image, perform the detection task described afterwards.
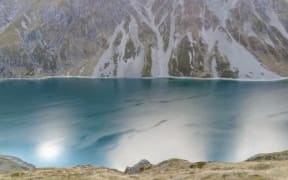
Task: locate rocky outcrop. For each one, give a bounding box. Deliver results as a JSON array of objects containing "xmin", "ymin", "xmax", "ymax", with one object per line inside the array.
[
  {"xmin": 0, "ymin": 0, "xmax": 288, "ymax": 79},
  {"xmin": 246, "ymin": 150, "xmax": 288, "ymax": 162},
  {"xmin": 124, "ymin": 159, "xmax": 152, "ymax": 175},
  {"xmin": 0, "ymin": 155, "xmax": 35, "ymax": 173}
]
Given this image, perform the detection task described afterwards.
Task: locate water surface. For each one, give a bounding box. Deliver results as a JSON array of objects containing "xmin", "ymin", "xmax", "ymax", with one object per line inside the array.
[{"xmin": 0, "ymin": 78, "xmax": 288, "ymax": 169}]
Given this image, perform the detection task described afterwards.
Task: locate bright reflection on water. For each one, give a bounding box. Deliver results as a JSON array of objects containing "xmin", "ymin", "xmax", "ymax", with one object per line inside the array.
[{"xmin": 0, "ymin": 78, "xmax": 288, "ymax": 170}]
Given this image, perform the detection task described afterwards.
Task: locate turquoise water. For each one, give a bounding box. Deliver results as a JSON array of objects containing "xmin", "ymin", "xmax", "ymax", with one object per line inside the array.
[{"xmin": 0, "ymin": 78, "xmax": 288, "ymax": 169}]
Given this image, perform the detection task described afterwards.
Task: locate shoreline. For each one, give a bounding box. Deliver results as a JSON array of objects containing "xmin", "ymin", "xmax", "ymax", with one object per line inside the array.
[{"xmin": 0, "ymin": 75, "xmax": 287, "ymax": 82}]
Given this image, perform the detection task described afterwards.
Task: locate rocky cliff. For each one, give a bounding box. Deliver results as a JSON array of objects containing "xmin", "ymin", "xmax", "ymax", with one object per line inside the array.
[{"xmin": 0, "ymin": 0, "xmax": 288, "ymax": 79}]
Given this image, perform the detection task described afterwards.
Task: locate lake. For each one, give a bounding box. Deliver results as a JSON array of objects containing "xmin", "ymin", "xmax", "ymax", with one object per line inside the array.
[{"xmin": 0, "ymin": 78, "xmax": 288, "ymax": 170}]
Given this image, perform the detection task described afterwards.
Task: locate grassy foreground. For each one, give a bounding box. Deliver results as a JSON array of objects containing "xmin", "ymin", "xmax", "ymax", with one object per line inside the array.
[{"xmin": 1, "ymin": 151, "xmax": 288, "ymax": 180}]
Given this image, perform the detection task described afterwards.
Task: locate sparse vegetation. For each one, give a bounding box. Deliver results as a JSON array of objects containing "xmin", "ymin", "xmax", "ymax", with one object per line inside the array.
[
  {"xmin": 124, "ymin": 39, "xmax": 136, "ymax": 60},
  {"xmin": 10, "ymin": 172, "xmax": 24, "ymax": 177},
  {"xmin": 176, "ymin": 36, "xmax": 192, "ymax": 76},
  {"xmin": 190, "ymin": 162, "xmax": 207, "ymax": 169},
  {"xmin": 1, "ymin": 151, "xmax": 288, "ymax": 179},
  {"xmin": 113, "ymin": 32, "xmax": 123, "ymax": 47},
  {"xmin": 142, "ymin": 45, "xmax": 153, "ymax": 77}
]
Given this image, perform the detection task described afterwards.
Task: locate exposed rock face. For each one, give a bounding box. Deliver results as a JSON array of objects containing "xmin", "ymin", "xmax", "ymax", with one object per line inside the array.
[
  {"xmin": 0, "ymin": 0, "xmax": 288, "ymax": 79},
  {"xmin": 0, "ymin": 155, "xmax": 35, "ymax": 173},
  {"xmin": 124, "ymin": 159, "xmax": 152, "ymax": 175}
]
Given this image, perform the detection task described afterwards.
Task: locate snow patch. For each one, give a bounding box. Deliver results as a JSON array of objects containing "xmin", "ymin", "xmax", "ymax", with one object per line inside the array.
[
  {"xmin": 201, "ymin": 28, "xmax": 280, "ymax": 79},
  {"xmin": 211, "ymin": 57, "xmax": 218, "ymax": 78},
  {"xmin": 205, "ymin": 0, "xmax": 239, "ymax": 25}
]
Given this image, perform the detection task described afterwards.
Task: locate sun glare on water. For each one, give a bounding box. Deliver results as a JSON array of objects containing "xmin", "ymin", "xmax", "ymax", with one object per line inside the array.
[{"xmin": 37, "ymin": 142, "xmax": 63, "ymax": 162}]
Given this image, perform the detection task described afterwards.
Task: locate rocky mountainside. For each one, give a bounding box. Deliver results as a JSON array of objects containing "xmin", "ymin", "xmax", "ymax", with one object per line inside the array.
[
  {"xmin": 0, "ymin": 155, "xmax": 35, "ymax": 173},
  {"xmin": 0, "ymin": 0, "xmax": 288, "ymax": 79}
]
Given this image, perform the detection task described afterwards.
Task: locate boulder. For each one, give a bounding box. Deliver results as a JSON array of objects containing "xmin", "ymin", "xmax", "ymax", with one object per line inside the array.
[{"xmin": 125, "ymin": 159, "xmax": 152, "ymax": 175}]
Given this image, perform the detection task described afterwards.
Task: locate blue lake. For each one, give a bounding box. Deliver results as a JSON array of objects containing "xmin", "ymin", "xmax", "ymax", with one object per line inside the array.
[{"xmin": 0, "ymin": 78, "xmax": 288, "ymax": 170}]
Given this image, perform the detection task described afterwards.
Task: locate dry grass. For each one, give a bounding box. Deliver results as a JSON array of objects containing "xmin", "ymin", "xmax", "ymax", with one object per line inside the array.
[{"xmin": 0, "ymin": 160, "xmax": 288, "ymax": 180}]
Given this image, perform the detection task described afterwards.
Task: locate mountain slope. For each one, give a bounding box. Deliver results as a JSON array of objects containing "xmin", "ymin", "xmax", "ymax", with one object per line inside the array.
[
  {"xmin": 0, "ymin": 0, "xmax": 288, "ymax": 79},
  {"xmin": 0, "ymin": 155, "xmax": 35, "ymax": 173}
]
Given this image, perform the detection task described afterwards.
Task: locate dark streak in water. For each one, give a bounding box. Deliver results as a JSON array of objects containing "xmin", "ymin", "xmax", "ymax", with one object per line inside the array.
[
  {"xmin": 85, "ymin": 103, "xmax": 146, "ymax": 118},
  {"xmin": 268, "ymin": 111, "xmax": 288, "ymax": 118},
  {"xmin": 85, "ymin": 107, "xmax": 126, "ymax": 118},
  {"xmin": 155, "ymin": 94, "xmax": 209, "ymax": 104},
  {"xmin": 138, "ymin": 120, "xmax": 169, "ymax": 132},
  {"xmin": 149, "ymin": 120, "xmax": 168, "ymax": 129},
  {"xmin": 185, "ymin": 116, "xmax": 238, "ymax": 130},
  {"xmin": 82, "ymin": 120, "xmax": 169, "ymax": 150},
  {"xmin": 134, "ymin": 103, "xmax": 145, "ymax": 106},
  {"xmin": 94, "ymin": 129, "xmax": 135, "ymax": 147}
]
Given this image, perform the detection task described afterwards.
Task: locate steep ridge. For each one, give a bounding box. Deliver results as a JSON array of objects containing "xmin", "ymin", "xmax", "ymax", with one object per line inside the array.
[{"xmin": 0, "ymin": 0, "xmax": 288, "ymax": 79}]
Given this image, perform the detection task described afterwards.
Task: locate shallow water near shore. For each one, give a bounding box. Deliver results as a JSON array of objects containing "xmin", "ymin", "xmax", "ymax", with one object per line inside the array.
[{"xmin": 0, "ymin": 78, "xmax": 288, "ymax": 170}]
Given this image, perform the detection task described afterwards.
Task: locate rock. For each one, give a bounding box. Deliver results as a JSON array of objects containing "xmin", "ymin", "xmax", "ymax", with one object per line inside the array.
[
  {"xmin": 124, "ymin": 159, "xmax": 152, "ymax": 175},
  {"xmin": 0, "ymin": 155, "xmax": 35, "ymax": 173},
  {"xmin": 246, "ymin": 150, "xmax": 288, "ymax": 162}
]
